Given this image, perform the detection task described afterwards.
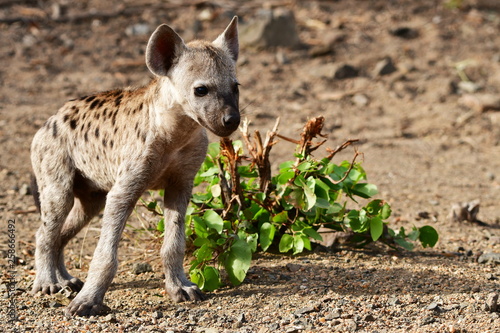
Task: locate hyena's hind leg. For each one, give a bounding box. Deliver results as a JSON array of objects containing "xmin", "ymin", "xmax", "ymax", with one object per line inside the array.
[
  {"xmin": 31, "ymin": 165, "xmax": 75, "ymax": 295},
  {"xmin": 32, "ymin": 172, "xmax": 107, "ymax": 294}
]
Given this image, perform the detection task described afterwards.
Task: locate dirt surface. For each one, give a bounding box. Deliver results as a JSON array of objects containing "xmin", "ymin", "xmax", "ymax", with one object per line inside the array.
[{"xmin": 1, "ymin": 0, "xmax": 500, "ymax": 332}]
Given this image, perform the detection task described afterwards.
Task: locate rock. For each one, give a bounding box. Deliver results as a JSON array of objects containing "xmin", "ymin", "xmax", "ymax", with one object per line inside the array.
[
  {"xmin": 103, "ymin": 313, "xmax": 117, "ymax": 323},
  {"xmin": 240, "ymin": 9, "xmax": 301, "ymax": 49},
  {"xmin": 373, "ymin": 57, "xmax": 397, "ymax": 76},
  {"xmin": 458, "ymin": 81, "xmax": 482, "ymax": 94},
  {"xmin": 390, "ymin": 27, "xmax": 419, "ymax": 39},
  {"xmin": 285, "ymin": 326, "xmax": 304, "ymax": 333},
  {"xmin": 131, "ymin": 262, "xmax": 153, "ymax": 274},
  {"xmin": 426, "ymin": 302, "xmax": 441, "ymax": 312},
  {"xmin": 333, "ymin": 64, "xmax": 359, "ymax": 79},
  {"xmin": 388, "ymin": 297, "xmax": 400, "ymax": 306},
  {"xmin": 152, "ymin": 310, "xmax": 163, "ymax": 319},
  {"xmin": 125, "ymin": 23, "xmax": 151, "ymax": 36},
  {"xmin": 420, "ymin": 316, "xmax": 435, "ymax": 325},
  {"xmin": 486, "ymin": 273, "xmax": 497, "ymax": 280},
  {"xmin": 478, "ymin": 252, "xmax": 500, "ymax": 265},
  {"xmin": 294, "ymin": 306, "xmax": 318, "ymax": 315},
  {"xmin": 345, "ymin": 319, "xmax": 357, "ymax": 332},
  {"xmin": 458, "ymin": 94, "xmax": 500, "ymax": 112},
  {"xmin": 484, "ymin": 293, "xmax": 498, "ymax": 312},
  {"xmin": 204, "ymin": 328, "xmax": 219, "ymax": 333},
  {"xmin": 286, "ymin": 263, "xmax": 302, "ymax": 272},
  {"xmin": 310, "ymin": 63, "xmax": 358, "ymax": 80},
  {"xmin": 326, "ymin": 308, "xmax": 341, "ymax": 319},
  {"xmin": 276, "ymin": 51, "xmax": 290, "ymax": 65},
  {"xmin": 19, "ymin": 183, "xmax": 30, "ymax": 196},
  {"xmin": 364, "ymin": 314, "xmax": 376, "ymax": 322},
  {"xmin": 49, "ymin": 301, "xmax": 63, "ymax": 308},
  {"xmin": 448, "ymin": 199, "xmax": 480, "ymax": 223},
  {"xmin": 237, "ymin": 313, "xmax": 247, "ymax": 323},
  {"xmin": 352, "ymin": 94, "xmax": 369, "ymax": 107},
  {"xmin": 309, "ymin": 43, "xmax": 333, "ymax": 57}
]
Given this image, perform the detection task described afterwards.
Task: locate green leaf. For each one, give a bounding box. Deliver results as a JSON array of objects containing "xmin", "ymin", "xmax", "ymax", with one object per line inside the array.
[
  {"xmin": 418, "ymin": 226, "xmax": 439, "ymax": 248},
  {"xmin": 246, "ymin": 233, "xmax": 258, "ymax": 253},
  {"xmin": 199, "ymin": 166, "xmax": 220, "ymax": 177},
  {"xmin": 303, "ymin": 178, "xmax": 317, "ymax": 210},
  {"xmin": 277, "ymin": 170, "xmax": 296, "ymax": 185},
  {"xmin": 315, "ymin": 197, "xmax": 331, "ymax": 209},
  {"xmin": 211, "ymin": 184, "xmax": 221, "ymax": 198},
  {"xmin": 225, "ymin": 239, "xmax": 252, "ymax": 286},
  {"xmin": 303, "ymin": 227, "xmax": 323, "ymax": 241},
  {"xmin": 394, "ymin": 238, "xmax": 414, "ymax": 251},
  {"xmin": 157, "ymin": 218, "xmax": 164, "ymax": 232},
  {"xmin": 302, "ymin": 235, "xmax": 311, "ymax": 251},
  {"xmin": 202, "ymin": 266, "xmax": 221, "ymax": 291},
  {"xmin": 381, "ymin": 203, "xmax": 392, "ymax": 220},
  {"xmin": 272, "ymin": 211, "xmax": 288, "ymax": 224},
  {"xmin": 279, "ymin": 234, "xmax": 294, "ymax": 253},
  {"xmin": 259, "ymin": 222, "xmax": 276, "ymax": 251},
  {"xmin": 352, "ymin": 183, "xmax": 378, "ymax": 199},
  {"xmin": 195, "ymin": 243, "xmax": 214, "ymax": 262},
  {"xmin": 407, "ymin": 227, "xmax": 420, "ymax": 241},
  {"xmin": 296, "ymin": 161, "xmax": 312, "ymax": 172},
  {"xmin": 147, "ymin": 201, "xmax": 157, "ymax": 210},
  {"xmin": 314, "ymin": 178, "xmax": 330, "ymax": 202},
  {"xmin": 203, "ymin": 210, "xmax": 223, "ymax": 234},
  {"xmin": 190, "ymin": 269, "xmax": 205, "ymax": 290},
  {"xmin": 347, "ymin": 210, "xmax": 361, "ymax": 232},
  {"xmin": 193, "ymin": 216, "xmax": 208, "ymax": 238},
  {"xmin": 207, "ymin": 142, "xmax": 220, "ymax": 158},
  {"xmin": 293, "ymin": 176, "xmax": 316, "ymax": 210},
  {"xmin": 365, "ymin": 200, "xmax": 383, "ymax": 215},
  {"xmin": 293, "ymin": 234, "xmax": 304, "ymax": 254},
  {"xmin": 279, "ymin": 160, "xmax": 294, "ymax": 171},
  {"xmin": 369, "ymin": 217, "xmax": 383, "ymax": 241},
  {"xmin": 286, "ymin": 188, "xmax": 305, "ymax": 209}
]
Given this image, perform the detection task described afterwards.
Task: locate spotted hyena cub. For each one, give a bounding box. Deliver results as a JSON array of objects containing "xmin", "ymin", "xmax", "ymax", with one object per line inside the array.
[{"xmin": 30, "ymin": 17, "xmax": 240, "ymax": 317}]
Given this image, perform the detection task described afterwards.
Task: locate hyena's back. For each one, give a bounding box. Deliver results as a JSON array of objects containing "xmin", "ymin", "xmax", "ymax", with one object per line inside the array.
[{"xmin": 31, "ymin": 79, "xmax": 191, "ymax": 193}]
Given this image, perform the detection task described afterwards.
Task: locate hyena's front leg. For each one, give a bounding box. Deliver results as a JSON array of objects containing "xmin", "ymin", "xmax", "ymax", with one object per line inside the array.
[
  {"xmin": 55, "ymin": 191, "xmax": 107, "ymax": 292},
  {"xmin": 162, "ymin": 182, "xmax": 206, "ymax": 302},
  {"xmin": 65, "ymin": 178, "xmax": 144, "ymax": 317}
]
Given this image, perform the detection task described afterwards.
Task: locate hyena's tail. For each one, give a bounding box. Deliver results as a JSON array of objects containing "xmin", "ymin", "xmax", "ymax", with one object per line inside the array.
[{"xmin": 31, "ymin": 174, "xmax": 41, "ymax": 213}]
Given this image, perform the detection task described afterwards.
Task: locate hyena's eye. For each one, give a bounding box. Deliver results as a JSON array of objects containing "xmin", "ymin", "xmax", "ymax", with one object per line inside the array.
[{"xmin": 194, "ymin": 86, "xmax": 209, "ymax": 97}]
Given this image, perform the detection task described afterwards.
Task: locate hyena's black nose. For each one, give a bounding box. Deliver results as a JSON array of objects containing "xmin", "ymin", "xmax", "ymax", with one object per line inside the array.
[{"xmin": 223, "ymin": 112, "xmax": 240, "ymax": 131}]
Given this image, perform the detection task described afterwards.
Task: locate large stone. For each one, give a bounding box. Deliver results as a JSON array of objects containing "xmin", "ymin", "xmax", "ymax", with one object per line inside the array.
[
  {"xmin": 310, "ymin": 63, "xmax": 359, "ymax": 80},
  {"xmin": 240, "ymin": 9, "xmax": 301, "ymax": 49},
  {"xmin": 373, "ymin": 57, "xmax": 397, "ymax": 77}
]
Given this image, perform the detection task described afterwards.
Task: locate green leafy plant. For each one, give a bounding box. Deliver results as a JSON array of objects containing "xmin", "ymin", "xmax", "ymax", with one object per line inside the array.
[{"xmin": 145, "ymin": 116, "xmax": 438, "ymax": 291}]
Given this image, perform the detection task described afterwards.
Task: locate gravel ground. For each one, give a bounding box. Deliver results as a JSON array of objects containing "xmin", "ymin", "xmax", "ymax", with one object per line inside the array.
[{"xmin": 1, "ymin": 0, "xmax": 500, "ymax": 332}]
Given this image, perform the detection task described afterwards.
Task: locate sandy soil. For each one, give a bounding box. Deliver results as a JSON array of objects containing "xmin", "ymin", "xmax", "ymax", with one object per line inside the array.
[{"xmin": 1, "ymin": 0, "xmax": 500, "ymax": 332}]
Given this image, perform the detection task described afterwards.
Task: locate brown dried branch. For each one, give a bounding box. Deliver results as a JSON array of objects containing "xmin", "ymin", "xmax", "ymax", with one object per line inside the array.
[
  {"xmin": 325, "ymin": 148, "xmax": 362, "ymax": 185},
  {"xmin": 298, "ymin": 116, "xmax": 328, "ymax": 158},
  {"xmin": 241, "ymin": 118, "xmax": 280, "ymax": 194},
  {"xmin": 219, "ymin": 137, "xmax": 245, "ymax": 218},
  {"xmin": 325, "ymin": 139, "xmax": 360, "ymax": 160}
]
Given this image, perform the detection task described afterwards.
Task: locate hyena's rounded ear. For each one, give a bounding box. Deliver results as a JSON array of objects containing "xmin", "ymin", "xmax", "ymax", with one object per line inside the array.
[
  {"xmin": 146, "ymin": 24, "xmax": 186, "ymax": 77},
  {"xmin": 213, "ymin": 16, "xmax": 239, "ymax": 62}
]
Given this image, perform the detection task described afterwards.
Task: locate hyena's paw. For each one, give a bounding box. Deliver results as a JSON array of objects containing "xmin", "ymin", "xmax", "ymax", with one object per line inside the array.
[
  {"xmin": 32, "ymin": 276, "xmax": 83, "ymax": 295},
  {"xmin": 65, "ymin": 296, "xmax": 111, "ymax": 317},
  {"xmin": 61, "ymin": 277, "xmax": 84, "ymax": 292},
  {"xmin": 166, "ymin": 281, "xmax": 206, "ymax": 303}
]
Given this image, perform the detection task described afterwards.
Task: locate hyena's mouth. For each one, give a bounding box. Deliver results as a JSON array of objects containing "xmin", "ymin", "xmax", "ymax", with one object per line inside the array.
[{"xmin": 196, "ymin": 115, "xmax": 240, "ymax": 138}]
